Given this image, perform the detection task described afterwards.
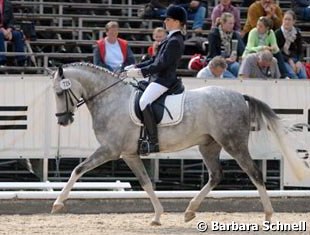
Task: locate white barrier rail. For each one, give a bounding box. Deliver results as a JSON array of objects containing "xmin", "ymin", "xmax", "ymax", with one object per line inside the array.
[
  {"xmin": 0, "ymin": 181, "xmax": 131, "ymax": 191},
  {"xmin": 0, "ymin": 190, "xmax": 310, "ymax": 200}
]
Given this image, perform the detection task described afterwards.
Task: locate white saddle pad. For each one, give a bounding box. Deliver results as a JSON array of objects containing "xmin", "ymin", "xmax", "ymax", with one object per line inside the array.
[{"xmin": 129, "ymin": 90, "xmax": 186, "ymax": 127}]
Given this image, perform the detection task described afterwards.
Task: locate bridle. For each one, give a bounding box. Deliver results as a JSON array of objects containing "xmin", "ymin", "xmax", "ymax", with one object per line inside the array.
[{"xmin": 55, "ymin": 66, "xmax": 127, "ymax": 119}]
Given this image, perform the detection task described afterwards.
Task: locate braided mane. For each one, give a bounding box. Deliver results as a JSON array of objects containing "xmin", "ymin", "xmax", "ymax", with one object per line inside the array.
[{"xmin": 63, "ymin": 62, "xmax": 119, "ymax": 78}]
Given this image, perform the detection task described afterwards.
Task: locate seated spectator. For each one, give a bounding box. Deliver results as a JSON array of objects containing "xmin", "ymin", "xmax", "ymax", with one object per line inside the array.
[
  {"xmin": 174, "ymin": 0, "xmax": 207, "ymax": 33},
  {"xmin": 93, "ymin": 21, "xmax": 135, "ymax": 72},
  {"xmin": 211, "ymin": 0, "xmax": 241, "ymax": 31},
  {"xmin": 206, "ymin": 13, "xmax": 245, "ymax": 78},
  {"xmin": 238, "ymin": 50, "xmax": 281, "ymax": 79},
  {"xmin": 197, "ymin": 55, "xmax": 229, "ymax": 78},
  {"xmin": 143, "ymin": 0, "xmax": 207, "ymax": 33},
  {"xmin": 0, "ymin": 0, "xmax": 26, "ymax": 66},
  {"xmin": 243, "ymin": 16, "xmax": 289, "ymax": 78},
  {"xmin": 139, "ymin": 0, "xmax": 170, "ymax": 19},
  {"xmin": 242, "ymin": 0, "xmax": 283, "ymax": 42},
  {"xmin": 292, "ymin": 0, "xmax": 310, "ymax": 21},
  {"xmin": 142, "ymin": 27, "xmax": 167, "ymax": 61},
  {"xmin": 275, "ymin": 10, "xmax": 307, "ymax": 79}
]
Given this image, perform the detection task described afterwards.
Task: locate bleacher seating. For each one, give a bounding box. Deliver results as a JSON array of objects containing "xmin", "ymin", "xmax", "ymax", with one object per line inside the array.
[{"xmin": 1, "ymin": 0, "xmax": 310, "ymax": 76}]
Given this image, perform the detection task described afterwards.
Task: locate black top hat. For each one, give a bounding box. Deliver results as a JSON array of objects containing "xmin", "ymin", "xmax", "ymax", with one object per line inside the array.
[{"xmin": 165, "ymin": 6, "xmax": 187, "ymax": 24}]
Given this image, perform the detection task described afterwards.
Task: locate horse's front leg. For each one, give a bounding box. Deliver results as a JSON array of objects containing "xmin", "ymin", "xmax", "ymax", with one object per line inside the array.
[
  {"xmin": 123, "ymin": 156, "xmax": 164, "ymax": 226},
  {"xmin": 51, "ymin": 146, "xmax": 120, "ymax": 213}
]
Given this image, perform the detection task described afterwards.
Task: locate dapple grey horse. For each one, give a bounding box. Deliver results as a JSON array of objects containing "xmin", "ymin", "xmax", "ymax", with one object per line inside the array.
[{"xmin": 50, "ymin": 63, "xmax": 306, "ymax": 225}]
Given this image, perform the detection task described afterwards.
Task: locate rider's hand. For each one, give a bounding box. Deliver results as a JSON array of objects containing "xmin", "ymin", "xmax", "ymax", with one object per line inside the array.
[
  {"xmin": 127, "ymin": 68, "xmax": 143, "ymax": 78},
  {"xmin": 124, "ymin": 64, "xmax": 135, "ymax": 71}
]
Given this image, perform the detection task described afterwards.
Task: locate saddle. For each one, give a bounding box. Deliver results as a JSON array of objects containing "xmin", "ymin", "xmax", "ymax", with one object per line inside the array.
[{"xmin": 130, "ymin": 79, "xmax": 185, "ymax": 126}]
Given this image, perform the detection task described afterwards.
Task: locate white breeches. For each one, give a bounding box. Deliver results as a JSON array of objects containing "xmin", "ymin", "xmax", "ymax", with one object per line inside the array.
[{"xmin": 139, "ymin": 82, "xmax": 168, "ymax": 111}]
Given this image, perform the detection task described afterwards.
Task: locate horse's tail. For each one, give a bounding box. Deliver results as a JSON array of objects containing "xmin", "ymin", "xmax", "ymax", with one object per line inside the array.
[{"xmin": 243, "ymin": 94, "xmax": 307, "ymax": 180}]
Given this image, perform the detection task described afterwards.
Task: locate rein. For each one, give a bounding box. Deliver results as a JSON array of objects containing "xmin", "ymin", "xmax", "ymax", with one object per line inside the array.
[{"xmin": 76, "ymin": 72, "xmax": 127, "ymax": 108}]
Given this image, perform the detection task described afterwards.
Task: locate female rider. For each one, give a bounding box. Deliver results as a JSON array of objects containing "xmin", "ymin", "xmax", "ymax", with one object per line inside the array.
[{"xmin": 126, "ymin": 5, "xmax": 187, "ymax": 155}]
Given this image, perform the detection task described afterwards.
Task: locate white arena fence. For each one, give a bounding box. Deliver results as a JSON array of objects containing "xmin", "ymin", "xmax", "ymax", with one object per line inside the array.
[
  {"xmin": 0, "ymin": 75, "xmax": 310, "ymax": 188},
  {"xmin": 1, "ymin": 190, "xmax": 310, "ymax": 200}
]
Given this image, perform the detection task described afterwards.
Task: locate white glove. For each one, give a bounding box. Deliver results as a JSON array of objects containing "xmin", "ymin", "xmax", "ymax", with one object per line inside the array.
[
  {"xmin": 127, "ymin": 68, "xmax": 143, "ymax": 78},
  {"xmin": 124, "ymin": 64, "xmax": 135, "ymax": 71}
]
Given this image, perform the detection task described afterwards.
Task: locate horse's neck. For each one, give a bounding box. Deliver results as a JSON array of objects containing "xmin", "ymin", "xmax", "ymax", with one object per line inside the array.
[
  {"xmin": 72, "ymin": 68, "xmax": 132, "ymax": 114},
  {"xmin": 73, "ymin": 68, "xmax": 130, "ymax": 99}
]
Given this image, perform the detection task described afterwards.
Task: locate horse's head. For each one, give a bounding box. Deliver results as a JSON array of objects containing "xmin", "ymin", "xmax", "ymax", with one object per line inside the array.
[{"xmin": 52, "ymin": 66, "xmax": 84, "ymax": 126}]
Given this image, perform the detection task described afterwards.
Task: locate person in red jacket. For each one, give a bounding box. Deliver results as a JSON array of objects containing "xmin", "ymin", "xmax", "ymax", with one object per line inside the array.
[{"xmin": 93, "ymin": 21, "xmax": 135, "ymax": 72}]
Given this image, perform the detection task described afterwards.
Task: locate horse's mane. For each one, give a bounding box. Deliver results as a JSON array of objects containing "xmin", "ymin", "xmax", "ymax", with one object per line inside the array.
[{"xmin": 63, "ymin": 62, "xmax": 119, "ymax": 78}]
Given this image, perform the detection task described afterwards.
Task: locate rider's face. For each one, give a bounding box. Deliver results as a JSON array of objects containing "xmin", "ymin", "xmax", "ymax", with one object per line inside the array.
[{"xmin": 164, "ymin": 18, "xmax": 180, "ymax": 31}]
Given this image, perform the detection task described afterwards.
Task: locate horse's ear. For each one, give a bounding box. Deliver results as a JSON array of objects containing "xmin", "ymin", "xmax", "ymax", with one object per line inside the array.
[{"xmin": 58, "ymin": 65, "xmax": 63, "ymax": 78}]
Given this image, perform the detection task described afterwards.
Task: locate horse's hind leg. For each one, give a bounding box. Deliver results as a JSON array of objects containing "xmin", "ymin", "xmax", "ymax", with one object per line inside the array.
[
  {"xmin": 185, "ymin": 141, "xmax": 222, "ymax": 222},
  {"xmin": 225, "ymin": 145, "xmax": 273, "ymax": 221},
  {"xmin": 51, "ymin": 146, "xmax": 119, "ymax": 213},
  {"xmin": 123, "ymin": 156, "xmax": 164, "ymax": 226}
]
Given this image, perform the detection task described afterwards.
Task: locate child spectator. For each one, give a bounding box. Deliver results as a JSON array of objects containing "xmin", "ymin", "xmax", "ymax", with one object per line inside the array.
[{"xmin": 148, "ymin": 27, "xmax": 167, "ymax": 57}]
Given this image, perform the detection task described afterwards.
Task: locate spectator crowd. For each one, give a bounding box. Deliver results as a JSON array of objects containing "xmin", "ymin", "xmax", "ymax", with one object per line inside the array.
[
  {"xmin": 1, "ymin": 0, "xmax": 309, "ymax": 79},
  {"xmin": 135, "ymin": 0, "xmax": 309, "ymax": 79}
]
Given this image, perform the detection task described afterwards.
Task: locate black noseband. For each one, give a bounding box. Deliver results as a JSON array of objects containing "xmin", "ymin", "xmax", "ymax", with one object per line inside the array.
[{"xmin": 55, "ymin": 111, "xmax": 74, "ymax": 118}]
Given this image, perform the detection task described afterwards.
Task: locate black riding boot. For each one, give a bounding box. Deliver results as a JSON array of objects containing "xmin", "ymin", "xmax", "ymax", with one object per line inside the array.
[{"xmin": 139, "ymin": 104, "xmax": 159, "ymax": 155}]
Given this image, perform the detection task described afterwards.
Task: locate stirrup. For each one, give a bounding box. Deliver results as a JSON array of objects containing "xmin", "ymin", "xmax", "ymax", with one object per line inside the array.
[{"xmin": 138, "ymin": 139, "xmax": 159, "ymax": 156}]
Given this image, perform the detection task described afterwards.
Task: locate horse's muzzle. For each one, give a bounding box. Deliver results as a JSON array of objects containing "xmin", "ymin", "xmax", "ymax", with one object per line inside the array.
[{"xmin": 56, "ymin": 112, "xmax": 74, "ymax": 126}]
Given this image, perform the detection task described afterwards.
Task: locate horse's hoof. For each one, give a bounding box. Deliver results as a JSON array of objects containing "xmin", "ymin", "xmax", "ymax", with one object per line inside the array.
[
  {"xmin": 51, "ymin": 203, "xmax": 65, "ymax": 214},
  {"xmin": 150, "ymin": 221, "xmax": 161, "ymax": 226},
  {"xmin": 184, "ymin": 211, "xmax": 196, "ymax": 222}
]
